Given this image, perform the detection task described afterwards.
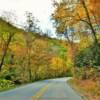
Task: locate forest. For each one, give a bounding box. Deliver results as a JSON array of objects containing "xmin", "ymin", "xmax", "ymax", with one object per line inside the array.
[
  {"xmin": 0, "ymin": 0, "xmax": 100, "ymax": 100},
  {"xmin": 52, "ymin": 0, "xmax": 100, "ymax": 99}
]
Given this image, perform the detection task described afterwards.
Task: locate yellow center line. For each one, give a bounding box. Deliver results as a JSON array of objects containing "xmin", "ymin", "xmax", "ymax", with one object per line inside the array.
[{"xmin": 31, "ymin": 83, "xmax": 51, "ymax": 100}]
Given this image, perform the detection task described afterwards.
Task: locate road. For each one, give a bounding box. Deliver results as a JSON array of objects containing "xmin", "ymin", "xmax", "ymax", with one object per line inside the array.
[{"xmin": 0, "ymin": 78, "xmax": 84, "ymax": 100}]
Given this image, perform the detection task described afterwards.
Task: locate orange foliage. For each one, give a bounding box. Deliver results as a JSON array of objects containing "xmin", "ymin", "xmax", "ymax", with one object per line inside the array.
[
  {"xmin": 75, "ymin": 4, "xmax": 86, "ymax": 18},
  {"xmin": 10, "ymin": 43, "xmax": 26, "ymax": 57},
  {"xmin": 89, "ymin": 0, "xmax": 100, "ymax": 15},
  {"xmin": 81, "ymin": 80, "xmax": 96, "ymax": 92}
]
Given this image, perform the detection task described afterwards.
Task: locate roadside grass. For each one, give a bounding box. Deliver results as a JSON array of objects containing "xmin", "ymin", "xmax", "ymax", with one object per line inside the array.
[
  {"xmin": 0, "ymin": 85, "xmax": 16, "ymax": 92},
  {"xmin": 68, "ymin": 78, "xmax": 100, "ymax": 100},
  {"xmin": 0, "ymin": 79, "xmax": 29, "ymax": 92},
  {"xmin": 0, "ymin": 82, "xmax": 30, "ymax": 92}
]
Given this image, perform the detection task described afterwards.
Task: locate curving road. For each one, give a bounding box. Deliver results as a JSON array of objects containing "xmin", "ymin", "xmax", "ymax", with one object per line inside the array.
[{"xmin": 0, "ymin": 78, "xmax": 84, "ymax": 100}]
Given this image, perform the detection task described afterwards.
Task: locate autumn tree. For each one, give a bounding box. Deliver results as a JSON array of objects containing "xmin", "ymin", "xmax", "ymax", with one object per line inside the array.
[
  {"xmin": 78, "ymin": 0, "xmax": 98, "ymax": 44},
  {"xmin": 0, "ymin": 17, "xmax": 18, "ymax": 70},
  {"xmin": 52, "ymin": 0, "xmax": 100, "ymax": 66},
  {"xmin": 31, "ymin": 39, "xmax": 51, "ymax": 80},
  {"xmin": 0, "ymin": 32, "xmax": 14, "ymax": 70},
  {"xmin": 23, "ymin": 32, "xmax": 34, "ymax": 82},
  {"xmin": 52, "ymin": 0, "xmax": 77, "ymax": 65},
  {"xmin": 51, "ymin": 56, "xmax": 63, "ymax": 76}
]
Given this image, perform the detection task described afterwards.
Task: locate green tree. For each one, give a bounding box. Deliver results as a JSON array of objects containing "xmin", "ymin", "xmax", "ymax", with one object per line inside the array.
[{"xmin": 24, "ymin": 11, "xmax": 40, "ymax": 33}]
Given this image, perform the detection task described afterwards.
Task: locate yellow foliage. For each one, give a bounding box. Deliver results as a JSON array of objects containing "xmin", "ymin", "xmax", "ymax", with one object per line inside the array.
[
  {"xmin": 0, "ymin": 39, "xmax": 4, "ymax": 53},
  {"xmin": 75, "ymin": 4, "xmax": 86, "ymax": 18},
  {"xmin": 78, "ymin": 36, "xmax": 92, "ymax": 50},
  {"xmin": 33, "ymin": 39, "xmax": 48, "ymax": 51},
  {"xmin": 97, "ymin": 33, "xmax": 100, "ymax": 43},
  {"xmin": 10, "ymin": 43, "xmax": 26, "ymax": 57},
  {"xmin": 51, "ymin": 57, "xmax": 63, "ymax": 70}
]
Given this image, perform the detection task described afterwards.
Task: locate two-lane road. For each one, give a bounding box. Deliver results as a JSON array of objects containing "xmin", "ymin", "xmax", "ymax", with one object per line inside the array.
[{"xmin": 0, "ymin": 78, "xmax": 84, "ymax": 100}]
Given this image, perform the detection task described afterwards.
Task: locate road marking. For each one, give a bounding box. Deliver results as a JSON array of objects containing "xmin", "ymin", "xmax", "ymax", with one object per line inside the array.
[{"xmin": 31, "ymin": 83, "xmax": 51, "ymax": 100}]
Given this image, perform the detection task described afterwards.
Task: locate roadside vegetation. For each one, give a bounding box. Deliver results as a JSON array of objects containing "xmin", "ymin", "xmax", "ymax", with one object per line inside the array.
[
  {"xmin": 0, "ymin": 0, "xmax": 100, "ymax": 100},
  {"xmin": 52, "ymin": 0, "xmax": 100, "ymax": 100},
  {"xmin": 0, "ymin": 16, "xmax": 71, "ymax": 91}
]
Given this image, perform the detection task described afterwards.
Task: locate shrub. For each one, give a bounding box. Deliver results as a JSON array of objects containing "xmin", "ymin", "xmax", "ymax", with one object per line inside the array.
[
  {"xmin": 73, "ymin": 66, "xmax": 100, "ymax": 80},
  {"xmin": 74, "ymin": 43, "xmax": 100, "ymax": 67},
  {"xmin": 0, "ymin": 79, "xmax": 14, "ymax": 90}
]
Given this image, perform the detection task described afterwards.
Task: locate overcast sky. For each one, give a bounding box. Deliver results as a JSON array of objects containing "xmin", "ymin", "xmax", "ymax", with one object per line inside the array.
[{"xmin": 0, "ymin": 0, "xmax": 58, "ymax": 37}]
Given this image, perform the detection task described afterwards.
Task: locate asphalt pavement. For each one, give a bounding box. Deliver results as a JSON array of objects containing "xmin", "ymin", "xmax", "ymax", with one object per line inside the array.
[{"xmin": 0, "ymin": 78, "xmax": 84, "ymax": 100}]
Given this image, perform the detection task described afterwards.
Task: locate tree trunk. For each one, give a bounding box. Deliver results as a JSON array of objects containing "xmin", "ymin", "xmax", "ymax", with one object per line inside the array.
[
  {"xmin": 28, "ymin": 68, "xmax": 32, "ymax": 82},
  {"xmin": 0, "ymin": 33, "xmax": 14, "ymax": 71},
  {"xmin": 81, "ymin": 0, "xmax": 98, "ymax": 44}
]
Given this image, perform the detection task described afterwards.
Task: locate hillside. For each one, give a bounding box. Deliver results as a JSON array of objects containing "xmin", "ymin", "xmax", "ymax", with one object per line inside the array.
[{"xmin": 0, "ymin": 18, "xmax": 69, "ymax": 91}]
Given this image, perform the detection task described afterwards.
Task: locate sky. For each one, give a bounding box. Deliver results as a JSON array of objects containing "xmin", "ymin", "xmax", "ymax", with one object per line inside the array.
[{"xmin": 0, "ymin": 0, "xmax": 57, "ymax": 37}]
